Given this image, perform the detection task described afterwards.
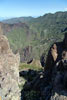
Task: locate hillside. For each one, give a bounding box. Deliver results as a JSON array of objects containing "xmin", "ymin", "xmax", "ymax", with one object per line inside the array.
[
  {"xmin": 1, "ymin": 11, "xmax": 67, "ymax": 62},
  {"xmin": 2, "ymin": 16, "xmax": 34, "ymax": 24}
]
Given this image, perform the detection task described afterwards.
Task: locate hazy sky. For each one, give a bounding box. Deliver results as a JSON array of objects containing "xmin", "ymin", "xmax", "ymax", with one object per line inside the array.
[{"xmin": 0, "ymin": 0, "xmax": 67, "ymax": 17}]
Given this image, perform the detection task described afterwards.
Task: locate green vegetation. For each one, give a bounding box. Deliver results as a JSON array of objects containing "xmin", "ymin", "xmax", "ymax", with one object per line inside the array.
[
  {"xmin": 2, "ymin": 11, "xmax": 67, "ymax": 62},
  {"xmin": 19, "ymin": 63, "xmax": 43, "ymax": 71},
  {"xmin": 22, "ymin": 90, "xmax": 40, "ymax": 100},
  {"xmin": 2, "ymin": 11, "xmax": 67, "ymax": 100},
  {"xmin": 7, "ymin": 27, "xmax": 35, "ymax": 51},
  {"xmin": 3, "ymin": 17, "xmax": 34, "ymax": 24}
]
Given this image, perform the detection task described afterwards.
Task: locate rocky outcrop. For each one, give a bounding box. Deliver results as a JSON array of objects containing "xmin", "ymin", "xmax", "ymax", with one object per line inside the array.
[
  {"xmin": 20, "ymin": 46, "xmax": 33, "ymax": 63},
  {"xmin": 0, "ymin": 35, "xmax": 20, "ymax": 100},
  {"xmin": 20, "ymin": 58, "xmax": 67, "ymax": 100}
]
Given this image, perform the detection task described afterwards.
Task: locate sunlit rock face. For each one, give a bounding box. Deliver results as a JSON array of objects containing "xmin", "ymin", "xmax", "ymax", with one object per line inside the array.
[{"xmin": 0, "ymin": 35, "xmax": 20, "ymax": 100}]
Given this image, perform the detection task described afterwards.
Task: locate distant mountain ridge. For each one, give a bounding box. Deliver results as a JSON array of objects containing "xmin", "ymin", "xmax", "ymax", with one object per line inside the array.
[
  {"xmin": 0, "ymin": 11, "xmax": 67, "ymax": 62},
  {"xmin": 2, "ymin": 16, "xmax": 34, "ymax": 24}
]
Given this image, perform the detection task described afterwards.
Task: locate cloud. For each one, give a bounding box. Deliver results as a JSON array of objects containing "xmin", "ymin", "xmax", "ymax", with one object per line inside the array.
[{"xmin": 64, "ymin": 8, "xmax": 67, "ymax": 11}]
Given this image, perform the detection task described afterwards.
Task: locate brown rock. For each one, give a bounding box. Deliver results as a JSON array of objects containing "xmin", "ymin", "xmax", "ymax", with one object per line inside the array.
[{"xmin": 0, "ymin": 35, "xmax": 20, "ymax": 100}]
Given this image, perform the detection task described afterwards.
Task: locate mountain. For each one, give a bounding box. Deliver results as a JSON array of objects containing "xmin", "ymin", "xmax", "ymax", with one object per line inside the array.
[
  {"xmin": 2, "ymin": 16, "xmax": 34, "ymax": 24},
  {"xmin": 1, "ymin": 11, "xmax": 67, "ymax": 62}
]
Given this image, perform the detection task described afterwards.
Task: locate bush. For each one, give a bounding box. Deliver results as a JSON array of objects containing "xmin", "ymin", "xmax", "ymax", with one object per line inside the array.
[{"xmin": 23, "ymin": 90, "xmax": 40, "ymax": 100}]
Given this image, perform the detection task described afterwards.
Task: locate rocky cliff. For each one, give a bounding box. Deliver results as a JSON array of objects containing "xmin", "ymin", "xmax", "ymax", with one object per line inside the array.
[
  {"xmin": 0, "ymin": 35, "xmax": 20, "ymax": 100},
  {"xmin": 20, "ymin": 59, "xmax": 67, "ymax": 100}
]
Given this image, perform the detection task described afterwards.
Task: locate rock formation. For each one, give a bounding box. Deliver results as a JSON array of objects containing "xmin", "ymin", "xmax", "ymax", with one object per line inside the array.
[
  {"xmin": 20, "ymin": 57, "xmax": 67, "ymax": 100},
  {"xmin": 0, "ymin": 35, "xmax": 20, "ymax": 100}
]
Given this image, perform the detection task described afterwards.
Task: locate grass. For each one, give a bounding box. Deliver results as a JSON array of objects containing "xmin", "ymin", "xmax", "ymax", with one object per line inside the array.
[
  {"xmin": 19, "ymin": 63, "xmax": 43, "ymax": 71},
  {"xmin": 19, "ymin": 63, "xmax": 43, "ymax": 90}
]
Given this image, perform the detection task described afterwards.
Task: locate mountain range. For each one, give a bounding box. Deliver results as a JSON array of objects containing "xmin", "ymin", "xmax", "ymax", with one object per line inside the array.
[{"xmin": 0, "ymin": 11, "xmax": 67, "ymax": 62}]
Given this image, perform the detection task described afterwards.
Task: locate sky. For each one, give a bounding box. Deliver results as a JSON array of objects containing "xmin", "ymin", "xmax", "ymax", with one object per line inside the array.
[{"xmin": 0, "ymin": 0, "xmax": 67, "ymax": 18}]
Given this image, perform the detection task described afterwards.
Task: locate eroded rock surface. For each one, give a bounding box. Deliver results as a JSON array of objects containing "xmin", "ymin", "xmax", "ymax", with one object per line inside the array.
[{"xmin": 0, "ymin": 35, "xmax": 20, "ymax": 100}]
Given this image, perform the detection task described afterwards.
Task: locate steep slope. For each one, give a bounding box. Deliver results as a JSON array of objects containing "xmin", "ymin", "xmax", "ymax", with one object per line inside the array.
[
  {"xmin": 0, "ymin": 22, "xmax": 38, "ymax": 62},
  {"xmin": 29, "ymin": 11, "xmax": 67, "ymax": 38},
  {"xmin": 1, "ymin": 11, "xmax": 67, "ymax": 62}
]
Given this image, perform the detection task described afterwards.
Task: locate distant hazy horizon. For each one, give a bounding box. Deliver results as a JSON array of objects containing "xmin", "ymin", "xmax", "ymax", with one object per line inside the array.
[
  {"xmin": 0, "ymin": 11, "xmax": 67, "ymax": 20},
  {"xmin": 0, "ymin": 0, "xmax": 67, "ymax": 18}
]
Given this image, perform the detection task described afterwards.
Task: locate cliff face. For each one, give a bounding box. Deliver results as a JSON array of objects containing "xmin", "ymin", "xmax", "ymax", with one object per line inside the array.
[
  {"xmin": 20, "ymin": 59, "xmax": 67, "ymax": 100},
  {"xmin": 0, "ymin": 35, "xmax": 20, "ymax": 100}
]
